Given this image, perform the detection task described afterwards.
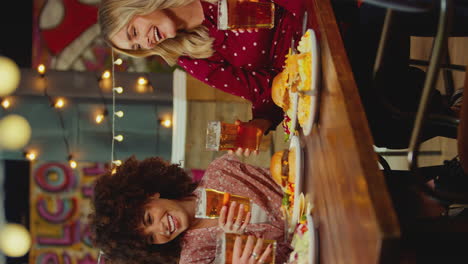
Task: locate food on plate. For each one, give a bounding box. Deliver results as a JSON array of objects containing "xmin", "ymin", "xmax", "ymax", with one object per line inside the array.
[
  {"xmin": 287, "ymin": 196, "xmax": 314, "ymax": 264},
  {"xmin": 270, "ymin": 149, "xmax": 296, "ymax": 222},
  {"xmin": 272, "ymin": 30, "xmax": 314, "ymax": 132}
]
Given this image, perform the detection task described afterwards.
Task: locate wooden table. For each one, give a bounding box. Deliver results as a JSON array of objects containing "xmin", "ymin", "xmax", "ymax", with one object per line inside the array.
[{"xmin": 302, "ymin": 0, "xmax": 401, "ymax": 263}]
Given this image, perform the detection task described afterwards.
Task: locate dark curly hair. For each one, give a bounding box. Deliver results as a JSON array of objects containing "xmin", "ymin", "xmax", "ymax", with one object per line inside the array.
[{"xmin": 88, "ymin": 156, "xmax": 198, "ymax": 264}]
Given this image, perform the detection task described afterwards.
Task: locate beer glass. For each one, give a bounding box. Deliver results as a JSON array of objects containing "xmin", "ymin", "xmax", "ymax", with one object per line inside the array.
[
  {"xmin": 217, "ymin": 0, "xmax": 275, "ymax": 30},
  {"xmin": 206, "ymin": 121, "xmax": 263, "ymax": 151},
  {"xmin": 215, "ymin": 233, "xmax": 277, "ymax": 264}
]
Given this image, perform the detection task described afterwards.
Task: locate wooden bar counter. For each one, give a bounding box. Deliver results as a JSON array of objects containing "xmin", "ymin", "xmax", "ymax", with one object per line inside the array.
[{"xmin": 302, "ymin": 0, "xmax": 401, "ymax": 263}]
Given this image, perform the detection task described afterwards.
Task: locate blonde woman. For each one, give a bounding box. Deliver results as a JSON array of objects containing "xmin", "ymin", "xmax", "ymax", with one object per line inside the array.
[{"xmin": 99, "ymin": 0, "xmax": 315, "ymax": 155}]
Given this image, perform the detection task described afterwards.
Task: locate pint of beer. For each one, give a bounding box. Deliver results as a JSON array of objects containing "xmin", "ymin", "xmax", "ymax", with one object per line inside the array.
[
  {"xmin": 196, "ymin": 188, "xmax": 251, "ymax": 219},
  {"xmin": 205, "ymin": 121, "xmax": 263, "ymax": 151},
  {"xmin": 218, "ymin": 0, "xmax": 275, "ymax": 30}
]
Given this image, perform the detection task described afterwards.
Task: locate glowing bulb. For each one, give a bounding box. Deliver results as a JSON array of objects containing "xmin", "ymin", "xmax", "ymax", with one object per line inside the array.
[
  {"xmin": 137, "ymin": 77, "xmax": 148, "ymax": 85},
  {"xmin": 115, "ymin": 111, "xmax": 124, "ymax": 118},
  {"xmin": 161, "ymin": 119, "xmax": 172, "ymax": 128},
  {"xmin": 0, "ymin": 56, "xmax": 21, "ymax": 96},
  {"xmin": 37, "ymin": 64, "xmax": 46, "ymax": 76},
  {"xmin": 54, "ymin": 98, "xmax": 65, "ymax": 108},
  {"xmin": 0, "ymin": 114, "xmax": 32, "ymax": 150},
  {"xmin": 1, "ymin": 98, "xmax": 11, "ymax": 109},
  {"xmin": 114, "ymin": 135, "xmax": 124, "ymax": 142},
  {"xmin": 102, "ymin": 70, "xmax": 111, "ymax": 79},
  {"xmin": 95, "ymin": 114, "xmax": 105, "ymax": 124},
  {"xmin": 69, "ymin": 159, "xmax": 77, "ymax": 169},
  {"xmin": 0, "ymin": 223, "xmax": 32, "ymax": 257},
  {"xmin": 112, "ymin": 160, "xmax": 122, "ymax": 166},
  {"xmin": 111, "ymin": 168, "xmax": 117, "ymax": 175},
  {"xmin": 25, "ymin": 151, "xmax": 37, "ymax": 161},
  {"xmin": 114, "ymin": 58, "xmax": 123, "ymax": 65},
  {"xmin": 113, "ymin": 87, "xmax": 123, "ymax": 94}
]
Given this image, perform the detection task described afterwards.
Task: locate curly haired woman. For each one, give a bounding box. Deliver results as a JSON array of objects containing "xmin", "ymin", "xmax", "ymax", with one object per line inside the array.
[
  {"xmin": 98, "ymin": 0, "xmax": 316, "ymax": 153},
  {"xmin": 89, "ymin": 154, "xmax": 290, "ymax": 264}
]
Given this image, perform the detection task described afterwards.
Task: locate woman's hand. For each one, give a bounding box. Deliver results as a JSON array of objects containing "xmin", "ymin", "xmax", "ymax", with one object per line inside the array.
[
  {"xmin": 232, "ymin": 235, "xmax": 273, "ymax": 264},
  {"xmin": 228, "ymin": 119, "xmax": 272, "ymax": 157},
  {"xmin": 219, "ymin": 201, "xmax": 251, "ymax": 234}
]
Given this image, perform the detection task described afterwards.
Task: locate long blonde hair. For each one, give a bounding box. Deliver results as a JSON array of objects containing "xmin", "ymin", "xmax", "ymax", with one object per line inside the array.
[{"xmin": 99, "ymin": 0, "xmax": 217, "ymax": 65}]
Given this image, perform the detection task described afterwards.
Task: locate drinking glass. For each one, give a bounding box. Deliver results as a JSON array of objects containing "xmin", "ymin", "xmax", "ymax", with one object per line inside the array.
[
  {"xmin": 217, "ymin": 0, "xmax": 275, "ymax": 30},
  {"xmin": 206, "ymin": 121, "xmax": 263, "ymax": 151}
]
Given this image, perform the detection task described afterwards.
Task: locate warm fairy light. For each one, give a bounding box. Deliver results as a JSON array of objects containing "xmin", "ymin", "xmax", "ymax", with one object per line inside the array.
[
  {"xmin": 69, "ymin": 159, "xmax": 77, "ymax": 169},
  {"xmin": 102, "ymin": 70, "xmax": 111, "ymax": 79},
  {"xmin": 37, "ymin": 64, "xmax": 46, "ymax": 76},
  {"xmin": 0, "ymin": 223, "xmax": 31, "ymax": 257},
  {"xmin": 160, "ymin": 118, "xmax": 172, "ymax": 128},
  {"xmin": 54, "ymin": 98, "xmax": 65, "ymax": 108},
  {"xmin": 137, "ymin": 77, "xmax": 148, "ymax": 85},
  {"xmin": 112, "ymin": 160, "xmax": 122, "ymax": 166},
  {"xmin": 0, "ymin": 115, "xmax": 32, "ymax": 150},
  {"xmin": 114, "ymin": 135, "xmax": 124, "ymax": 142},
  {"xmin": 25, "ymin": 151, "xmax": 37, "ymax": 161},
  {"xmin": 1, "ymin": 98, "xmax": 11, "ymax": 109},
  {"xmin": 114, "ymin": 58, "xmax": 123, "ymax": 65},
  {"xmin": 111, "ymin": 168, "xmax": 117, "ymax": 175},
  {"xmin": 115, "ymin": 111, "xmax": 124, "ymax": 118},
  {"xmin": 0, "ymin": 56, "xmax": 21, "ymax": 96},
  {"xmin": 95, "ymin": 114, "xmax": 105, "ymax": 124},
  {"xmin": 113, "ymin": 87, "xmax": 123, "ymax": 94}
]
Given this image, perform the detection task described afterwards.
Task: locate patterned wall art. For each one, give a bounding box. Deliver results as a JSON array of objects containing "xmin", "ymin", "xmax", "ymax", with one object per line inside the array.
[
  {"xmin": 32, "ymin": 0, "xmax": 174, "ymax": 73},
  {"xmin": 29, "ymin": 161, "xmax": 108, "ymax": 264}
]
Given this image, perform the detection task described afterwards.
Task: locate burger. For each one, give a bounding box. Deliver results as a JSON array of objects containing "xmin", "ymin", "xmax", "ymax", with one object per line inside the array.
[
  {"xmin": 270, "ymin": 149, "xmax": 296, "ymax": 188},
  {"xmin": 270, "ymin": 149, "xmax": 297, "ymax": 223}
]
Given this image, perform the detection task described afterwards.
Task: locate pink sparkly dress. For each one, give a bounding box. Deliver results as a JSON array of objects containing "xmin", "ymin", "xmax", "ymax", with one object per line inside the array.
[{"xmin": 179, "ymin": 154, "xmax": 291, "ymax": 264}]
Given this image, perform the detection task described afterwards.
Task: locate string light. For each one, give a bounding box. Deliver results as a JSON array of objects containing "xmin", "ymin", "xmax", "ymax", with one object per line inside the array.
[
  {"xmin": 113, "ymin": 58, "xmax": 123, "ymax": 65},
  {"xmin": 1, "ymin": 98, "xmax": 11, "ymax": 109},
  {"xmin": 115, "ymin": 111, "xmax": 124, "ymax": 118},
  {"xmin": 114, "ymin": 134, "xmax": 124, "ymax": 142},
  {"xmin": 95, "ymin": 114, "xmax": 105, "ymax": 124},
  {"xmin": 37, "ymin": 64, "xmax": 46, "ymax": 77},
  {"xmin": 68, "ymin": 155, "xmax": 77, "ymax": 169},
  {"xmin": 160, "ymin": 118, "xmax": 172, "ymax": 128},
  {"xmin": 25, "ymin": 151, "xmax": 37, "ymax": 161},
  {"xmin": 112, "ymin": 160, "xmax": 122, "ymax": 166},
  {"xmin": 113, "ymin": 87, "xmax": 123, "ymax": 94},
  {"xmin": 137, "ymin": 77, "xmax": 148, "ymax": 85},
  {"xmin": 102, "ymin": 70, "xmax": 111, "ymax": 80},
  {"xmin": 54, "ymin": 98, "xmax": 65, "ymax": 108}
]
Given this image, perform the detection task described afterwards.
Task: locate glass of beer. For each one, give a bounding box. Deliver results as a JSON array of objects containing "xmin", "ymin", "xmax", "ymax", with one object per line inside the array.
[
  {"xmin": 215, "ymin": 233, "xmax": 277, "ymax": 264},
  {"xmin": 196, "ymin": 188, "xmax": 251, "ymax": 219},
  {"xmin": 205, "ymin": 121, "xmax": 263, "ymax": 151},
  {"xmin": 217, "ymin": 0, "xmax": 275, "ymax": 30}
]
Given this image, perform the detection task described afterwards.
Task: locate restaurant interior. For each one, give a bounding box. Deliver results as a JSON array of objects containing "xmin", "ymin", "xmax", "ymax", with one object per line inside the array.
[{"xmin": 1, "ymin": 0, "xmax": 468, "ymax": 263}]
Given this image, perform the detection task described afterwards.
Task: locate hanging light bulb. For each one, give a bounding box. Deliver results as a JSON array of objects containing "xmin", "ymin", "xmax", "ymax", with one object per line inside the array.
[
  {"xmin": 114, "ymin": 135, "xmax": 124, "ymax": 142},
  {"xmin": 112, "ymin": 160, "xmax": 122, "ymax": 166},
  {"xmin": 95, "ymin": 114, "xmax": 105, "ymax": 124},
  {"xmin": 113, "ymin": 87, "xmax": 123, "ymax": 94},
  {"xmin": 69, "ymin": 159, "xmax": 77, "ymax": 169},
  {"xmin": 160, "ymin": 118, "xmax": 172, "ymax": 128},
  {"xmin": 54, "ymin": 98, "xmax": 65, "ymax": 108},
  {"xmin": 137, "ymin": 77, "xmax": 148, "ymax": 85},
  {"xmin": 102, "ymin": 70, "xmax": 111, "ymax": 79},
  {"xmin": 114, "ymin": 58, "xmax": 123, "ymax": 65},
  {"xmin": 115, "ymin": 111, "xmax": 124, "ymax": 118},
  {"xmin": 25, "ymin": 151, "xmax": 37, "ymax": 161},
  {"xmin": 37, "ymin": 64, "xmax": 46, "ymax": 76},
  {"xmin": 1, "ymin": 98, "xmax": 11, "ymax": 109}
]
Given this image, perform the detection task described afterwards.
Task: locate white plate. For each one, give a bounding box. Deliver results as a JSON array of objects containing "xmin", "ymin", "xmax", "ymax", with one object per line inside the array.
[
  {"xmin": 306, "ymin": 214, "xmax": 318, "ymax": 264},
  {"xmin": 301, "ymin": 28, "xmax": 320, "ymax": 136},
  {"xmin": 289, "ymin": 135, "xmax": 303, "ymax": 229}
]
